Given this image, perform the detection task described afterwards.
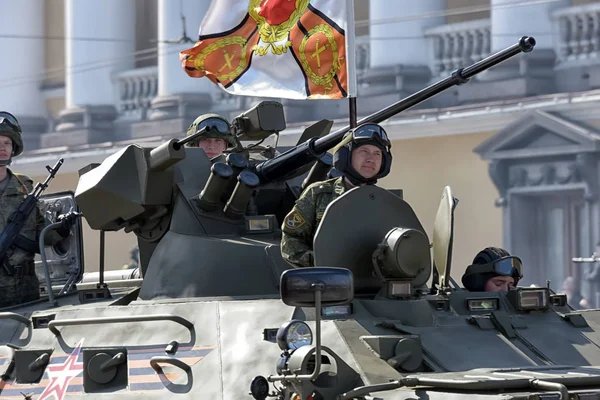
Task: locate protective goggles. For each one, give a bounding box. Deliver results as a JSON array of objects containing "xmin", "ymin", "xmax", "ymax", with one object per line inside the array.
[
  {"xmin": 0, "ymin": 112, "xmax": 20, "ymax": 132},
  {"xmin": 352, "ymin": 123, "xmax": 391, "ymax": 147},
  {"xmin": 470, "ymin": 256, "xmax": 523, "ymax": 279},
  {"xmin": 196, "ymin": 117, "xmax": 230, "ymax": 134}
]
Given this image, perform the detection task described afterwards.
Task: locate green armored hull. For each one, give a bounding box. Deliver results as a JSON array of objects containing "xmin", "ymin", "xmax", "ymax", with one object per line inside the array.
[{"xmin": 3, "ymin": 37, "xmax": 591, "ymax": 400}]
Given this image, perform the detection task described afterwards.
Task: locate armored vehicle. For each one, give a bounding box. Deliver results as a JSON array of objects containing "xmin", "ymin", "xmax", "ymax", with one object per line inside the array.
[{"xmin": 2, "ymin": 36, "xmax": 596, "ymax": 400}]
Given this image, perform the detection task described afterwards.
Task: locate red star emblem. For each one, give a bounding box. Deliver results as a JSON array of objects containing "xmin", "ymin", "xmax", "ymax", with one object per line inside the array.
[{"xmin": 38, "ymin": 339, "xmax": 84, "ymax": 400}]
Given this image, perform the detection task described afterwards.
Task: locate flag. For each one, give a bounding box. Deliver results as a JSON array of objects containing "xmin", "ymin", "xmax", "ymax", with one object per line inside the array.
[{"xmin": 180, "ymin": 0, "xmax": 356, "ymax": 100}]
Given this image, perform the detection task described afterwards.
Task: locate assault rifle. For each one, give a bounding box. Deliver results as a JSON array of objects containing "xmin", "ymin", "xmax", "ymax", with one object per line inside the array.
[{"xmin": 0, "ymin": 158, "xmax": 64, "ymax": 276}]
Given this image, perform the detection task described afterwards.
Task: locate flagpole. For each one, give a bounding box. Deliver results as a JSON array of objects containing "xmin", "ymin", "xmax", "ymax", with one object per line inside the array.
[
  {"xmin": 345, "ymin": 0, "xmax": 357, "ymax": 128},
  {"xmin": 349, "ymin": 97, "xmax": 357, "ymax": 129}
]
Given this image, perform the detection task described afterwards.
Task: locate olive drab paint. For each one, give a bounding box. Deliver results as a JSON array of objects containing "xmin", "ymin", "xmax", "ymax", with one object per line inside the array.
[{"xmin": 3, "ymin": 36, "xmax": 590, "ymax": 400}]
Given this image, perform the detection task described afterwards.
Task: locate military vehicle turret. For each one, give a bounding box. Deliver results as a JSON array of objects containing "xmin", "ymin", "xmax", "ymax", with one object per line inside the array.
[{"xmin": 2, "ymin": 36, "xmax": 597, "ymax": 400}]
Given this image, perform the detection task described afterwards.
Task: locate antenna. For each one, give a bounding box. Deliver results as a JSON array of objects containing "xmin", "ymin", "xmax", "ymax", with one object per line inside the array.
[{"xmin": 152, "ymin": 0, "xmax": 195, "ymax": 45}]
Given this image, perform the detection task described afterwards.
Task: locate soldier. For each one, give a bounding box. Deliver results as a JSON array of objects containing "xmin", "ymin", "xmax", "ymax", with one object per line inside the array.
[
  {"xmin": 461, "ymin": 247, "xmax": 523, "ymax": 292},
  {"xmin": 185, "ymin": 114, "xmax": 237, "ymax": 160},
  {"xmin": 0, "ymin": 112, "xmax": 76, "ymax": 308},
  {"xmin": 280, "ymin": 122, "xmax": 392, "ymax": 268}
]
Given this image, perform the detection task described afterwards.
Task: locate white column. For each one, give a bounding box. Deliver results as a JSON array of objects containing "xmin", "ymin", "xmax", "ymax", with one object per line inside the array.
[
  {"xmin": 65, "ymin": 0, "xmax": 136, "ymax": 107},
  {"xmin": 0, "ymin": 0, "xmax": 45, "ymax": 117},
  {"xmin": 491, "ymin": 0, "xmax": 571, "ymax": 51},
  {"xmin": 369, "ymin": 0, "xmax": 446, "ymax": 67},
  {"xmin": 157, "ymin": 0, "xmax": 215, "ymax": 97}
]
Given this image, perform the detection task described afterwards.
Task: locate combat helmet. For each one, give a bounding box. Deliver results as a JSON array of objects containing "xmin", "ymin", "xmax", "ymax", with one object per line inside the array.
[
  {"xmin": 462, "ymin": 247, "xmax": 523, "ymax": 291},
  {"xmin": 185, "ymin": 114, "xmax": 236, "ymax": 148},
  {"xmin": 332, "ymin": 122, "xmax": 392, "ymax": 185},
  {"xmin": 0, "ymin": 111, "xmax": 23, "ymax": 166}
]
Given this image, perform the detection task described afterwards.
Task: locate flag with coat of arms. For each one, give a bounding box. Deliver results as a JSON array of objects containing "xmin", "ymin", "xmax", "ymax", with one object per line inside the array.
[{"xmin": 180, "ymin": 0, "xmax": 357, "ymax": 100}]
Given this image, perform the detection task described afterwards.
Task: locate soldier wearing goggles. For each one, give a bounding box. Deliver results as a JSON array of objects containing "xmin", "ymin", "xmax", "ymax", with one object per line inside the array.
[
  {"xmin": 462, "ymin": 247, "xmax": 523, "ymax": 292},
  {"xmin": 185, "ymin": 114, "xmax": 237, "ymax": 160},
  {"xmin": 280, "ymin": 122, "xmax": 393, "ymax": 268}
]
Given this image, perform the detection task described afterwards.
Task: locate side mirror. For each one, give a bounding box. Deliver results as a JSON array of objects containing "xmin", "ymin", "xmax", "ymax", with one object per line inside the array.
[
  {"xmin": 271, "ymin": 267, "xmax": 354, "ymax": 383},
  {"xmin": 280, "ymin": 267, "xmax": 354, "ymax": 308}
]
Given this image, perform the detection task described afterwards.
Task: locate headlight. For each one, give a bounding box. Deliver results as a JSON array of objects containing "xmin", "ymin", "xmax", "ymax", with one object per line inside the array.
[
  {"xmin": 507, "ymin": 288, "xmax": 550, "ymax": 311},
  {"xmin": 276, "ymin": 320, "xmax": 313, "ymax": 351},
  {"xmin": 467, "ymin": 297, "xmax": 499, "ymax": 311}
]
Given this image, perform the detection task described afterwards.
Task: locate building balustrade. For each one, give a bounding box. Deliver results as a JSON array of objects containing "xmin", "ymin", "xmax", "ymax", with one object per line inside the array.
[
  {"xmin": 553, "ymin": 3, "xmax": 600, "ymax": 67},
  {"xmin": 425, "ymin": 18, "xmax": 491, "ymax": 77},
  {"xmin": 116, "ymin": 66, "xmax": 158, "ymax": 119},
  {"xmin": 105, "ymin": 3, "xmax": 600, "ymax": 123}
]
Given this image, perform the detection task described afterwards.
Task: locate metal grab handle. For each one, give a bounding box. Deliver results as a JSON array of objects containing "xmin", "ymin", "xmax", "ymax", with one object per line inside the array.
[
  {"xmin": 40, "ymin": 221, "xmax": 62, "ymax": 306},
  {"xmin": 48, "ymin": 314, "xmax": 194, "ymax": 336},
  {"xmin": 150, "ymin": 356, "xmax": 191, "ymax": 373},
  {"xmin": 0, "ymin": 312, "xmax": 31, "ymax": 327}
]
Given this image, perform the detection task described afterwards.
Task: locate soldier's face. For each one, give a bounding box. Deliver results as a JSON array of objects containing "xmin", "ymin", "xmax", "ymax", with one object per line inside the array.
[
  {"xmin": 484, "ymin": 276, "xmax": 515, "ymax": 292},
  {"xmin": 197, "ymin": 138, "xmax": 227, "ymax": 159},
  {"xmin": 0, "ymin": 136, "xmax": 13, "ymax": 161},
  {"xmin": 351, "ymin": 144, "xmax": 383, "ymax": 179}
]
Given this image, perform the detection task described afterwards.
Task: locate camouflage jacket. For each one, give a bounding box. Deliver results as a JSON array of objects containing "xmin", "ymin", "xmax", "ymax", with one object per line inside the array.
[
  {"xmin": 280, "ymin": 177, "xmax": 350, "ymax": 268},
  {"xmin": 0, "ymin": 170, "xmax": 64, "ymax": 271}
]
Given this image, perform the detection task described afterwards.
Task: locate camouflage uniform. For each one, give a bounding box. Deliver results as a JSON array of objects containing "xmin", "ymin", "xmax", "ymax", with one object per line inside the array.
[
  {"xmin": 281, "ymin": 122, "xmax": 393, "ymax": 268},
  {"xmin": 0, "ymin": 170, "xmax": 65, "ymax": 308},
  {"xmin": 280, "ymin": 177, "xmax": 350, "ymax": 268}
]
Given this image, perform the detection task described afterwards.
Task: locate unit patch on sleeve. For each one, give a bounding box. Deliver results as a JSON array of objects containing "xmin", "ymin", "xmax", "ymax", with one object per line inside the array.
[{"xmin": 285, "ymin": 210, "xmax": 307, "ymax": 230}]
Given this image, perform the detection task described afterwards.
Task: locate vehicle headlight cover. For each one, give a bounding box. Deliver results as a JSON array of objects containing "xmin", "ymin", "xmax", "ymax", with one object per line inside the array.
[
  {"xmin": 517, "ymin": 288, "xmax": 549, "ymax": 310},
  {"xmin": 276, "ymin": 320, "xmax": 313, "ymax": 351},
  {"xmin": 507, "ymin": 287, "xmax": 550, "ymax": 311},
  {"xmin": 467, "ymin": 297, "xmax": 499, "ymax": 311}
]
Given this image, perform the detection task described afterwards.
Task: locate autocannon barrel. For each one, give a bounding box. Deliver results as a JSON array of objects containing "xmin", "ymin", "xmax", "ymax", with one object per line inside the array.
[
  {"xmin": 254, "ymin": 36, "xmax": 536, "ymax": 183},
  {"xmin": 148, "ymin": 125, "xmax": 212, "ymax": 171}
]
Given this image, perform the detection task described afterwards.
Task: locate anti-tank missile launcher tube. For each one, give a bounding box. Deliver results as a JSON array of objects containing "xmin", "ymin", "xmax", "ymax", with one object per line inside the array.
[
  {"xmin": 196, "ymin": 163, "xmax": 234, "ymax": 212},
  {"xmin": 224, "ymin": 170, "xmax": 260, "ymax": 219},
  {"xmin": 253, "ymin": 36, "xmax": 536, "ymax": 183},
  {"xmin": 221, "ymin": 153, "xmax": 249, "ymax": 202}
]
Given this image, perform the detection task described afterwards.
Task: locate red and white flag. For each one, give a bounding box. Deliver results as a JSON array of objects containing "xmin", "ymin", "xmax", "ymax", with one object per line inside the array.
[{"xmin": 180, "ymin": 0, "xmax": 356, "ymax": 100}]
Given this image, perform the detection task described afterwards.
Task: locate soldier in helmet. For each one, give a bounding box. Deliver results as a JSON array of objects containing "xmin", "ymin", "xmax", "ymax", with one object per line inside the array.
[
  {"xmin": 461, "ymin": 247, "xmax": 523, "ymax": 292},
  {"xmin": 0, "ymin": 112, "xmax": 76, "ymax": 308},
  {"xmin": 185, "ymin": 114, "xmax": 237, "ymax": 160},
  {"xmin": 280, "ymin": 122, "xmax": 392, "ymax": 268}
]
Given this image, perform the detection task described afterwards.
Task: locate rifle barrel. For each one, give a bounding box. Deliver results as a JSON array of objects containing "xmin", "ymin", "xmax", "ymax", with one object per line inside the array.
[{"xmin": 0, "ymin": 157, "xmax": 66, "ymax": 275}]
